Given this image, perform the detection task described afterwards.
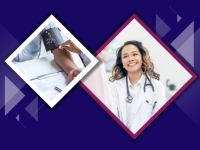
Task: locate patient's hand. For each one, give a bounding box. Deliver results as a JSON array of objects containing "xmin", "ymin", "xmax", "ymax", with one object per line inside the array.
[
  {"xmin": 52, "ymin": 48, "xmax": 78, "ymax": 75},
  {"xmin": 68, "ymin": 68, "xmax": 83, "ymax": 83}
]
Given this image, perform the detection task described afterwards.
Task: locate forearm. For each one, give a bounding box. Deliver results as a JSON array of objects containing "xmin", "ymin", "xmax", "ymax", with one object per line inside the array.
[
  {"xmin": 60, "ymin": 59, "xmax": 78, "ymax": 75},
  {"xmin": 52, "ymin": 48, "xmax": 78, "ymax": 75}
]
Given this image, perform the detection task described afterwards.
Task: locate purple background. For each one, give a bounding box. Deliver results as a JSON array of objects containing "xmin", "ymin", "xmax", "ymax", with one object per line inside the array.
[{"xmin": 0, "ymin": 0, "xmax": 200, "ymax": 149}]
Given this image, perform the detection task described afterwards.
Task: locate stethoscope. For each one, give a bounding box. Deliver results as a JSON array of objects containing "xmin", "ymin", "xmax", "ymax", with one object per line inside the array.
[{"xmin": 125, "ymin": 73, "xmax": 157, "ymax": 111}]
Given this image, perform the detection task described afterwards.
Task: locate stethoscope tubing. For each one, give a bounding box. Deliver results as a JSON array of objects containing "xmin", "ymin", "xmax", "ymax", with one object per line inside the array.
[{"xmin": 125, "ymin": 73, "xmax": 155, "ymax": 103}]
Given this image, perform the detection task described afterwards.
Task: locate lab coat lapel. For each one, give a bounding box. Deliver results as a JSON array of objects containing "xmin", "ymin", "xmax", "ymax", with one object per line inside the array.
[
  {"xmin": 116, "ymin": 78, "xmax": 127, "ymax": 124},
  {"xmin": 144, "ymin": 86, "xmax": 154, "ymax": 103},
  {"xmin": 134, "ymin": 74, "xmax": 146, "ymax": 116},
  {"xmin": 134, "ymin": 89, "xmax": 146, "ymax": 116},
  {"xmin": 134, "ymin": 81, "xmax": 154, "ymax": 116}
]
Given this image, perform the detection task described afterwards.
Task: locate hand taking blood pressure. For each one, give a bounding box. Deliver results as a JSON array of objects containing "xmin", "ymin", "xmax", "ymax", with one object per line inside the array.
[
  {"xmin": 53, "ymin": 40, "xmax": 91, "ymax": 83},
  {"xmin": 61, "ymin": 40, "xmax": 82, "ymax": 55}
]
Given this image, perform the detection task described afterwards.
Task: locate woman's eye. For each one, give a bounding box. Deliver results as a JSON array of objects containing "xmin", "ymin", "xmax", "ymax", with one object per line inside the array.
[
  {"xmin": 133, "ymin": 54, "xmax": 138, "ymax": 56},
  {"xmin": 123, "ymin": 56, "xmax": 127, "ymax": 58}
]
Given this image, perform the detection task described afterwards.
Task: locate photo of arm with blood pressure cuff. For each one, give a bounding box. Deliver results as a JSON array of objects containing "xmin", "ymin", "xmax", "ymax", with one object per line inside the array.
[
  {"xmin": 12, "ymin": 22, "xmax": 91, "ymax": 82},
  {"xmin": 11, "ymin": 22, "xmax": 92, "ymax": 101}
]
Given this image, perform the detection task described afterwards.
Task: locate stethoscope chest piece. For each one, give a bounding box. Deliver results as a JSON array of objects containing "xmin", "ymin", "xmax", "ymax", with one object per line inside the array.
[{"xmin": 125, "ymin": 96, "xmax": 133, "ymax": 103}]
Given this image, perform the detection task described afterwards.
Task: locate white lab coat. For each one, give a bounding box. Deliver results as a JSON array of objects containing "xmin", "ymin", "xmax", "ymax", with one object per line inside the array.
[{"xmin": 110, "ymin": 74, "xmax": 166, "ymax": 134}]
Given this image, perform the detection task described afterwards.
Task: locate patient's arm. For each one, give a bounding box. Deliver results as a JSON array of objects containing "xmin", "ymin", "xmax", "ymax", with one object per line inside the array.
[{"xmin": 52, "ymin": 48, "xmax": 78, "ymax": 75}]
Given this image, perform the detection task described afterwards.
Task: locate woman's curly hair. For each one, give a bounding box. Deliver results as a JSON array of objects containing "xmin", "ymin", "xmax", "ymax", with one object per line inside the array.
[{"xmin": 109, "ymin": 40, "xmax": 160, "ymax": 82}]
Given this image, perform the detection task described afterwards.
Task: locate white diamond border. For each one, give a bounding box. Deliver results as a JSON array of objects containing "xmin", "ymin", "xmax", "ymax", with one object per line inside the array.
[{"xmin": 5, "ymin": 14, "xmax": 98, "ymax": 108}]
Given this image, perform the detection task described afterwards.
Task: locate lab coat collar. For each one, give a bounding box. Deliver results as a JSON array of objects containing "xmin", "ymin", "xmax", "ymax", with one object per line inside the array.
[{"xmin": 115, "ymin": 73, "xmax": 146, "ymax": 87}]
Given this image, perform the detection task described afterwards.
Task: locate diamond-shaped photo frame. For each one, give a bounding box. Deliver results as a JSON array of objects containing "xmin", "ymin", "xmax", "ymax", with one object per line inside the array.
[
  {"xmin": 80, "ymin": 14, "xmax": 197, "ymax": 139},
  {"xmin": 5, "ymin": 15, "xmax": 98, "ymax": 108}
]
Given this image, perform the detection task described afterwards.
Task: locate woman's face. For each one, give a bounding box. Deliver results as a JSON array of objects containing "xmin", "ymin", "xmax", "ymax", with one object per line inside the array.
[{"xmin": 121, "ymin": 44, "xmax": 143, "ymax": 74}]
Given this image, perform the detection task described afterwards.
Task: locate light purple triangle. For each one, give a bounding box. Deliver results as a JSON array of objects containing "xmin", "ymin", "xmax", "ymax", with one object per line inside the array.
[
  {"xmin": 156, "ymin": 14, "xmax": 162, "ymax": 26},
  {"xmin": 25, "ymin": 97, "xmax": 38, "ymax": 122},
  {"xmin": 176, "ymin": 33, "xmax": 194, "ymax": 66},
  {"xmin": 5, "ymin": 90, "xmax": 25, "ymax": 115},
  {"xmin": 156, "ymin": 14, "xmax": 171, "ymax": 39},
  {"xmin": 5, "ymin": 76, "xmax": 20, "ymax": 105},
  {"xmin": 171, "ymin": 22, "xmax": 194, "ymax": 50},
  {"xmin": 0, "ymin": 25, "xmax": 27, "ymax": 110},
  {"xmin": 174, "ymin": 26, "xmax": 199, "ymax": 122},
  {"xmin": 177, "ymin": 15, "xmax": 181, "ymax": 22},
  {"xmin": 194, "ymin": 27, "xmax": 200, "ymax": 56},
  {"xmin": 16, "ymin": 115, "xmax": 19, "ymax": 121}
]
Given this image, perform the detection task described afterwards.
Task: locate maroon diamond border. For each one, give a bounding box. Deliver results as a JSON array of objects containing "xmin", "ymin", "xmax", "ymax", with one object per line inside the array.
[{"xmin": 79, "ymin": 14, "xmax": 197, "ymax": 139}]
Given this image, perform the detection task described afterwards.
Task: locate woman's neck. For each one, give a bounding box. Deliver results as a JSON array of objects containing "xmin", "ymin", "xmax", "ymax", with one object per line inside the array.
[{"xmin": 128, "ymin": 69, "xmax": 143, "ymax": 86}]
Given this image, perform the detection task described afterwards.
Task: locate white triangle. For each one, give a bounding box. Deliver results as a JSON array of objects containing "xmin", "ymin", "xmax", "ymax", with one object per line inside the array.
[
  {"xmin": 5, "ymin": 76, "xmax": 20, "ymax": 104},
  {"xmin": 177, "ymin": 15, "xmax": 181, "ymax": 22},
  {"xmin": 156, "ymin": 14, "xmax": 162, "ymax": 26},
  {"xmin": 16, "ymin": 115, "xmax": 19, "ymax": 121},
  {"xmin": 25, "ymin": 97, "xmax": 38, "ymax": 122},
  {"xmin": 177, "ymin": 33, "xmax": 194, "ymax": 66}
]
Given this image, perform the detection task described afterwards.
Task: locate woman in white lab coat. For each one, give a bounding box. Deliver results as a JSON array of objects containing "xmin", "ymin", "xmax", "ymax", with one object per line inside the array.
[{"xmin": 109, "ymin": 40, "xmax": 166, "ymax": 134}]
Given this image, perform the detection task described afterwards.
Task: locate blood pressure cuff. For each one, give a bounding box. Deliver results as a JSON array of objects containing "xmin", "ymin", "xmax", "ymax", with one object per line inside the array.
[{"xmin": 42, "ymin": 28, "xmax": 64, "ymax": 52}]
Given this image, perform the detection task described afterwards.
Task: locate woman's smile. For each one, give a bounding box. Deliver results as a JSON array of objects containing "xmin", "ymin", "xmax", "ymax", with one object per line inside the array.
[{"xmin": 127, "ymin": 62, "xmax": 137, "ymax": 67}]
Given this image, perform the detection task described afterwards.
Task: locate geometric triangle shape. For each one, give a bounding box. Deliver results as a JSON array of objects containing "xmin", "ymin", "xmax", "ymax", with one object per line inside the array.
[
  {"xmin": 0, "ymin": 24, "xmax": 27, "ymax": 110},
  {"xmin": 0, "ymin": 25, "xmax": 27, "ymax": 92},
  {"xmin": 171, "ymin": 22, "xmax": 194, "ymax": 50},
  {"xmin": 194, "ymin": 27, "xmax": 200, "ymax": 57},
  {"xmin": 25, "ymin": 97, "xmax": 38, "ymax": 122},
  {"xmin": 16, "ymin": 115, "xmax": 19, "ymax": 121},
  {"xmin": 156, "ymin": 14, "xmax": 162, "ymax": 26},
  {"xmin": 5, "ymin": 90, "xmax": 25, "ymax": 115},
  {"xmin": 156, "ymin": 14, "xmax": 171, "ymax": 39},
  {"xmin": 177, "ymin": 33, "xmax": 194, "ymax": 66},
  {"xmin": 177, "ymin": 15, "xmax": 181, "ymax": 22},
  {"xmin": 5, "ymin": 76, "xmax": 20, "ymax": 105}
]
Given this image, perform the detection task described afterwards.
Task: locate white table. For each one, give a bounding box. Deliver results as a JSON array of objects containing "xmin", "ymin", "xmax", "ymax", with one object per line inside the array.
[{"xmin": 15, "ymin": 52, "xmax": 84, "ymax": 80}]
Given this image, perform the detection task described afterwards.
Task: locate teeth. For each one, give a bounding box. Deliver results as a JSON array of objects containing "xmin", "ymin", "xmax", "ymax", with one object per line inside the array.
[{"xmin": 129, "ymin": 63, "xmax": 136, "ymax": 66}]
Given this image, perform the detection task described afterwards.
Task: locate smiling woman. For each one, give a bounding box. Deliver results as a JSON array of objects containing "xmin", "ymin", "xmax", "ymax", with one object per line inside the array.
[
  {"xmin": 109, "ymin": 40, "xmax": 165, "ymax": 134},
  {"xmin": 109, "ymin": 40, "xmax": 160, "ymax": 82}
]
